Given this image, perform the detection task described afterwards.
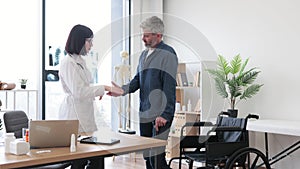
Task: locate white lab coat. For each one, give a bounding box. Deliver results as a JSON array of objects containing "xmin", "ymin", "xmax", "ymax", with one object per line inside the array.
[{"xmin": 58, "ymin": 54, "xmax": 104, "ymax": 133}]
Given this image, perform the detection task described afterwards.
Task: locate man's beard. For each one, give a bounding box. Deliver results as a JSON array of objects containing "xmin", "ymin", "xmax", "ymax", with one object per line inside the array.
[
  {"xmin": 144, "ymin": 41, "xmax": 153, "ymax": 48},
  {"xmin": 144, "ymin": 43, "xmax": 151, "ymax": 48}
]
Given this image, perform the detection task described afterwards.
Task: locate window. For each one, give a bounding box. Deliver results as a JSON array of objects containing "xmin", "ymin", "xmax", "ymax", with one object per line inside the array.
[
  {"xmin": 43, "ymin": 0, "xmax": 130, "ymax": 129},
  {"xmin": 0, "ymin": 0, "xmax": 40, "ymax": 119}
]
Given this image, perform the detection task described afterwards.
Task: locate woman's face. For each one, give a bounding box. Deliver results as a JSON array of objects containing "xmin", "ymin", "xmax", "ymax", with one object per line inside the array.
[{"xmin": 85, "ymin": 38, "xmax": 93, "ymax": 53}]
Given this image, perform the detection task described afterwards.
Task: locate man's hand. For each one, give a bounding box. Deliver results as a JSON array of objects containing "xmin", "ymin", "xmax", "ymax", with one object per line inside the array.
[
  {"xmin": 155, "ymin": 116, "xmax": 167, "ymax": 131},
  {"xmin": 106, "ymin": 81, "xmax": 124, "ymax": 97}
]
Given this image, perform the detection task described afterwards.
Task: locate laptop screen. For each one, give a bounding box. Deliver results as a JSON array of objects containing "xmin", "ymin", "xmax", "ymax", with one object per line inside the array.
[{"xmin": 29, "ymin": 120, "xmax": 79, "ymax": 148}]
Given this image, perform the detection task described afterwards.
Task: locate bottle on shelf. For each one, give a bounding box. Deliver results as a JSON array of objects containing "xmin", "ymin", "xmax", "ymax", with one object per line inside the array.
[
  {"xmin": 182, "ymin": 105, "xmax": 186, "ymax": 111},
  {"xmin": 175, "ymin": 102, "xmax": 181, "ymax": 112},
  {"xmin": 187, "ymin": 99, "xmax": 192, "ymax": 112}
]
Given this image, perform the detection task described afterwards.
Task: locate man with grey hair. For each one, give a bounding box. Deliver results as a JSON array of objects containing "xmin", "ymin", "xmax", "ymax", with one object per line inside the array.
[{"xmin": 109, "ymin": 16, "xmax": 178, "ymax": 169}]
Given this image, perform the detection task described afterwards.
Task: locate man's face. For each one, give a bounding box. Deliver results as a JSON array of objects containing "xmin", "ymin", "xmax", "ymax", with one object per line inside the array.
[{"xmin": 142, "ymin": 31, "xmax": 161, "ymax": 48}]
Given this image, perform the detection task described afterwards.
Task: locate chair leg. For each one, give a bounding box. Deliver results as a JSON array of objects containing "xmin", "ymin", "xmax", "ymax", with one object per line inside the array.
[
  {"xmin": 129, "ymin": 152, "xmax": 137, "ymax": 162},
  {"xmin": 188, "ymin": 160, "xmax": 194, "ymax": 169},
  {"xmin": 179, "ymin": 157, "xmax": 182, "ymax": 169}
]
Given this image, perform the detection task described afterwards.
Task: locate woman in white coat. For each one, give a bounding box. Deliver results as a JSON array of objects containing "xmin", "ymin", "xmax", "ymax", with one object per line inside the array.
[{"xmin": 59, "ymin": 24, "xmax": 122, "ymax": 169}]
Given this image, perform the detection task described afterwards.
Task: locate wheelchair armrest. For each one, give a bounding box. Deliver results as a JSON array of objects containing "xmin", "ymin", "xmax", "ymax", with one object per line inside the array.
[{"xmin": 181, "ymin": 122, "xmax": 214, "ymax": 137}]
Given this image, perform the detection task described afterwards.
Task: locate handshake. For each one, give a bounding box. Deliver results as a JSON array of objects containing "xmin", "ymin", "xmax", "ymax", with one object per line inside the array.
[{"xmin": 104, "ymin": 81, "xmax": 124, "ymax": 97}]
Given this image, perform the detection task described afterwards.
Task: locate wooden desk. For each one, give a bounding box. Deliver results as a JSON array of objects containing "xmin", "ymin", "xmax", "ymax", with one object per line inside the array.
[
  {"xmin": 0, "ymin": 131, "xmax": 167, "ymax": 169},
  {"xmin": 247, "ymin": 119, "xmax": 300, "ymax": 166}
]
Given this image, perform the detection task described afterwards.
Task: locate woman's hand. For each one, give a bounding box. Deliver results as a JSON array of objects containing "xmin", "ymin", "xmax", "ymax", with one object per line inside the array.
[{"xmin": 105, "ymin": 82, "xmax": 124, "ymax": 97}]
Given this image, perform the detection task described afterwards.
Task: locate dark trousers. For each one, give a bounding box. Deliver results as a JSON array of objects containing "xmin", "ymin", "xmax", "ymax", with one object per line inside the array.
[{"xmin": 140, "ymin": 119, "xmax": 172, "ymax": 169}]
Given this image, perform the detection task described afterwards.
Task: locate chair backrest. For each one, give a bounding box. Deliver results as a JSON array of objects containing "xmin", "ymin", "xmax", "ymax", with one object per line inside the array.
[
  {"xmin": 216, "ymin": 116, "xmax": 246, "ymax": 142},
  {"xmin": 3, "ymin": 110, "xmax": 29, "ymax": 138}
]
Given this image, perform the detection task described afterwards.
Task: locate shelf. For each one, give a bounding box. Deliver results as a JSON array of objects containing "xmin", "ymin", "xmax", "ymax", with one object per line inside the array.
[
  {"xmin": 175, "ymin": 111, "xmax": 200, "ymax": 114},
  {"xmin": 176, "ymin": 86, "xmax": 200, "ymax": 89}
]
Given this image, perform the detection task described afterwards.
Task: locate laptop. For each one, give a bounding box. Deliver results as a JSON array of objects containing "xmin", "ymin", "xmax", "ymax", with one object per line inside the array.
[{"xmin": 29, "ymin": 120, "xmax": 79, "ymax": 148}]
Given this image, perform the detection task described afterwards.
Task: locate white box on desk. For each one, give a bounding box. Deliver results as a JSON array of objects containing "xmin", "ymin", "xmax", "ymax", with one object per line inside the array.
[{"xmin": 10, "ymin": 140, "xmax": 30, "ymax": 155}]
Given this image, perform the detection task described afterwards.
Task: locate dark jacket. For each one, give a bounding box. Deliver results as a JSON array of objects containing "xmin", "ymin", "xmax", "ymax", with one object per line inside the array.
[{"xmin": 122, "ymin": 41, "xmax": 178, "ymax": 122}]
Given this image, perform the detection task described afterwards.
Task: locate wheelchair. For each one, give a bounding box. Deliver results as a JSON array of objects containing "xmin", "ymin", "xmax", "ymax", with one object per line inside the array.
[{"xmin": 168, "ymin": 112, "xmax": 271, "ymax": 169}]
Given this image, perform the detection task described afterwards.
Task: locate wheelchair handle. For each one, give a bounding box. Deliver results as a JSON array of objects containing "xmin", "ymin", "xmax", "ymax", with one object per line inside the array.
[{"xmin": 247, "ymin": 114, "xmax": 259, "ymax": 120}]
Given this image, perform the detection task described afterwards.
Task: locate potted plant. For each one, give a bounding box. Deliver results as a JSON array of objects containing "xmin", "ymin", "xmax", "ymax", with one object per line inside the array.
[
  {"xmin": 19, "ymin": 79, "xmax": 28, "ymax": 89},
  {"xmin": 206, "ymin": 54, "xmax": 263, "ymax": 117}
]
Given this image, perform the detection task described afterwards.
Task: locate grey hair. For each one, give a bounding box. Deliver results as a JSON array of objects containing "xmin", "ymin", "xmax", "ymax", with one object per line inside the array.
[{"xmin": 140, "ymin": 16, "xmax": 164, "ymax": 34}]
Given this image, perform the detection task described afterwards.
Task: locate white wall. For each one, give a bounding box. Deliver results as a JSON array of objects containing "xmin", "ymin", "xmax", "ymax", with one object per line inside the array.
[{"xmin": 164, "ymin": 0, "xmax": 300, "ymax": 168}]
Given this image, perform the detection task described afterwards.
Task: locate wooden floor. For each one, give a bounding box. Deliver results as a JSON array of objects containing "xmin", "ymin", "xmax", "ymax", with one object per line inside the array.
[
  {"xmin": 104, "ymin": 153, "xmax": 192, "ymax": 169},
  {"xmin": 65, "ymin": 154, "xmax": 270, "ymax": 169},
  {"xmin": 64, "ymin": 153, "xmax": 192, "ymax": 169},
  {"xmin": 104, "ymin": 154, "xmax": 271, "ymax": 169}
]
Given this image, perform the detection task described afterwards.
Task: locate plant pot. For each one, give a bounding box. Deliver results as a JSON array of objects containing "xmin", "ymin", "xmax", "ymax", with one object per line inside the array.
[
  {"xmin": 21, "ymin": 84, "xmax": 26, "ymax": 89},
  {"xmin": 227, "ymin": 109, "xmax": 238, "ymax": 118}
]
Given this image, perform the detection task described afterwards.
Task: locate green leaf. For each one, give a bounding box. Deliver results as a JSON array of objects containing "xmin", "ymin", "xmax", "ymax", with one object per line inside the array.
[
  {"xmin": 239, "ymin": 57, "xmax": 249, "ymax": 76},
  {"xmin": 218, "ymin": 55, "xmax": 230, "ymax": 76},
  {"xmin": 227, "ymin": 78, "xmax": 242, "ymax": 98},
  {"xmin": 215, "ymin": 79, "xmax": 228, "ymax": 98},
  {"xmin": 207, "ymin": 68, "xmax": 226, "ymax": 82},
  {"xmin": 240, "ymin": 70, "xmax": 260, "ymax": 86},
  {"xmin": 240, "ymin": 84, "xmax": 263, "ymax": 100},
  {"xmin": 230, "ymin": 54, "xmax": 242, "ymax": 74}
]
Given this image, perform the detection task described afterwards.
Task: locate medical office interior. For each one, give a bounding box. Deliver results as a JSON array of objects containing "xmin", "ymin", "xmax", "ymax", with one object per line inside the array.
[{"xmin": 0, "ymin": 0, "xmax": 299, "ymax": 169}]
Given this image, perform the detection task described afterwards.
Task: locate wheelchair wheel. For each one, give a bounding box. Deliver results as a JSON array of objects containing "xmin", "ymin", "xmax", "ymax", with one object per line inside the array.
[{"xmin": 225, "ymin": 147, "xmax": 271, "ymax": 169}]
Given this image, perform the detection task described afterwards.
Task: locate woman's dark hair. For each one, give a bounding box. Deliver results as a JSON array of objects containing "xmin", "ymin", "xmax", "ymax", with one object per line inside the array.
[{"xmin": 65, "ymin": 24, "xmax": 93, "ymax": 55}]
